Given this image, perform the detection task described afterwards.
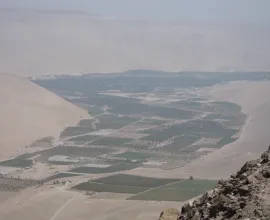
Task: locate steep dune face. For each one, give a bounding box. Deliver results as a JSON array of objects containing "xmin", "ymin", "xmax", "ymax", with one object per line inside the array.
[
  {"xmin": 0, "ymin": 9, "xmax": 270, "ymax": 76},
  {"xmin": 0, "ymin": 73, "xmax": 90, "ymax": 159}
]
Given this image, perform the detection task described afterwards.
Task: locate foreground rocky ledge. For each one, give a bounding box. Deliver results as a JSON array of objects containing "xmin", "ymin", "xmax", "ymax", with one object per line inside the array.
[{"xmin": 160, "ymin": 147, "xmax": 270, "ymax": 220}]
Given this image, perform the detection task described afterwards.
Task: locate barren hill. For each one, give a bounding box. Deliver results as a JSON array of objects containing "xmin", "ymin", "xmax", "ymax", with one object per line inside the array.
[
  {"xmin": 1, "ymin": 9, "xmax": 270, "ymax": 77},
  {"xmin": 0, "ymin": 73, "xmax": 90, "ymax": 159}
]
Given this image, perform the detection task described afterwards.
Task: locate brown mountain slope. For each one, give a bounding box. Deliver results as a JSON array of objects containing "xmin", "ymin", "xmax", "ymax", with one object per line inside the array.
[
  {"xmin": 0, "ymin": 73, "xmax": 90, "ymax": 159},
  {"xmin": 1, "ymin": 9, "xmax": 270, "ymax": 76},
  {"xmin": 160, "ymin": 147, "xmax": 270, "ymax": 220}
]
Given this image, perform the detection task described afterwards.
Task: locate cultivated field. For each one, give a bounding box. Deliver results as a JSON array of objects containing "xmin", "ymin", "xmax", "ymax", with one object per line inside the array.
[
  {"xmin": 1, "ymin": 73, "xmax": 269, "ymax": 220},
  {"xmin": 0, "ymin": 177, "xmax": 40, "ymax": 192},
  {"xmin": 128, "ymin": 179, "xmax": 217, "ymax": 201}
]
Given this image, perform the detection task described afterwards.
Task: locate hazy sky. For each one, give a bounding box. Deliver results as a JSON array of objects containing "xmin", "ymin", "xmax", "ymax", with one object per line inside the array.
[{"xmin": 1, "ymin": 0, "xmax": 270, "ymax": 24}]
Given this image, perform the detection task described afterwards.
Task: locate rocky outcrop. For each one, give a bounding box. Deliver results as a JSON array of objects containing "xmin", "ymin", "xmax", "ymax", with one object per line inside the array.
[
  {"xmin": 178, "ymin": 146, "xmax": 270, "ymax": 220},
  {"xmin": 159, "ymin": 208, "xmax": 180, "ymax": 220}
]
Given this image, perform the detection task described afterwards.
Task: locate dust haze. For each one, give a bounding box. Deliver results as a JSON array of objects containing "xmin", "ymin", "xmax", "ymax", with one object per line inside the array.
[
  {"xmin": 1, "ymin": 8, "xmax": 270, "ymax": 76},
  {"xmin": 1, "ymin": 1, "xmax": 270, "ymax": 220}
]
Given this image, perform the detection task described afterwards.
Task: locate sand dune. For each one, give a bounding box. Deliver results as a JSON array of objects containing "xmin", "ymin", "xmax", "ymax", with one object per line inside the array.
[
  {"xmin": 0, "ymin": 73, "xmax": 90, "ymax": 159},
  {"xmin": 1, "ymin": 9, "xmax": 270, "ymax": 76}
]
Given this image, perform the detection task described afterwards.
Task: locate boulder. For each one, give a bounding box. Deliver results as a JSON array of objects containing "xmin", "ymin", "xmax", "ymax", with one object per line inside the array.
[
  {"xmin": 159, "ymin": 208, "xmax": 180, "ymax": 220},
  {"xmin": 238, "ymin": 185, "xmax": 250, "ymax": 196}
]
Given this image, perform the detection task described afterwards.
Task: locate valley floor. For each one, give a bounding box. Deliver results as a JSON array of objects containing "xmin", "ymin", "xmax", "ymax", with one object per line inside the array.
[{"xmin": 1, "ymin": 80, "xmax": 270, "ymax": 220}]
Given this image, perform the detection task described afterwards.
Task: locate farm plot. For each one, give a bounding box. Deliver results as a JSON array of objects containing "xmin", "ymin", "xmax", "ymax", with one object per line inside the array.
[
  {"xmin": 73, "ymin": 182, "xmax": 148, "ymax": 194},
  {"xmin": 128, "ymin": 179, "xmax": 217, "ymax": 201},
  {"xmin": 43, "ymin": 173, "xmax": 81, "ymax": 183},
  {"xmin": 104, "ymin": 131, "xmax": 148, "ymax": 139},
  {"xmin": 0, "ymin": 178, "xmax": 40, "ymax": 192},
  {"xmin": 94, "ymin": 115, "xmax": 139, "ymax": 130},
  {"xmin": 135, "ymin": 119, "xmax": 168, "ymax": 126},
  {"xmin": 68, "ymin": 162, "xmax": 141, "ymax": 174},
  {"xmin": 29, "ymin": 136, "xmax": 53, "ymax": 148},
  {"xmin": 115, "ymin": 152, "xmax": 150, "ymax": 160},
  {"xmin": 121, "ymin": 140, "xmax": 160, "ymax": 150},
  {"xmin": 92, "ymin": 137, "xmax": 133, "ymax": 146},
  {"xmin": 225, "ymin": 113, "xmax": 246, "ymax": 127},
  {"xmin": 36, "ymin": 146, "xmax": 112, "ymax": 163},
  {"xmin": 92, "ymin": 174, "xmax": 180, "ymax": 188},
  {"xmin": 68, "ymin": 135, "xmax": 99, "ymax": 143},
  {"xmin": 211, "ymin": 101, "xmax": 242, "ymax": 114},
  {"xmin": 15, "ymin": 152, "xmax": 37, "ymax": 160},
  {"xmin": 78, "ymin": 119, "xmax": 96, "ymax": 127},
  {"xmin": 216, "ymin": 137, "xmax": 239, "ymax": 148},
  {"xmin": 60, "ymin": 127, "xmax": 95, "ymax": 138},
  {"xmin": 87, "ymin": 105, "xmax": 104, "ymax": 116},
  {"xmin": 141, "ymin": 120, "xmax": 220, "ymax": 142},
  {"xmin": 0, "ymin": 159, "xmax": 33, "ymax": 168},
  {"xmin": 163, "ymin": 135, "xmax": 201, "ymax": 153}
]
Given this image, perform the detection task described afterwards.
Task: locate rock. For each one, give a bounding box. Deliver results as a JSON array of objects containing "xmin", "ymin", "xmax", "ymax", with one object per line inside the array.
[
  {"xmin": 238, "ymin": 185, "xmax": 250, "ymax": 196},
  {"xmin": 159, "ymin": 208, "xmax": 180, "ymax": 220},
  {"xmin": 239, "ymin": 201, "xmax": 246, "ymax": 209},
  {"xmin": 261, "ymin": 152, "xmax": 270, "ymax": 163},
  {"xmin": 247, "ymin": 175, "xmax": 257, "ymax": 184},
  {"xmin": 239, "ymin": 160, "xmax": 258, "ymax": 175},
  {"xmin": 241, "ymin": 173, "xmax": 248, "ymax": 178},
  {"xmin": 223, "ymin": 183, "xmax": 234, "ymax": 195},
  {"xmin": 209, "ymin": 204, "xmax": 219, "ymax": 218},
  {"xmin": 231, "ymin": 174, "xmax": 237, "ymax": 179},
  {"xmin": 200, "ymin": 192, "xmax": 209, "ymax": 204},
  {"xmin": 181, "ymin": 204, "xmax": 192, "ymax": 213},
  {"xmin": 262, "ymin": 169, "xmax": 270, "ymax": 178},
  {"xmin": 254, "ymin": 209, "xmax": 263, "ymax": 217},
  {"xmin": 227, "ymin": 194, "xmax": 238, "ymax": 202}
]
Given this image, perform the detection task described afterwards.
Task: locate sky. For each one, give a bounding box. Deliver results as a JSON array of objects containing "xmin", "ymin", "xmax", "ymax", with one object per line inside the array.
[{"xmin": 0, "ymin": 0, "xmax": 270, "ymax": 24}]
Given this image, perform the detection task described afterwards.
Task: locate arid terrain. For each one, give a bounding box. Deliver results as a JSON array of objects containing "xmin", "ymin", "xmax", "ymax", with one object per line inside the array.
[
  {"xmin": 1, "ymin": 9, "xmax": 270, "ymax": 77},
  {"xmin": 0, "ymin": 73, "xmax": 90, "ymax": 159},
  {"xmin": 0, "ymin": 72, "xmax": 270, "ymax": 220}
]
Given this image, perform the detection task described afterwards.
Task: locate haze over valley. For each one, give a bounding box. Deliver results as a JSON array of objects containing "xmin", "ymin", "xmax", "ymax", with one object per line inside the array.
[
  {"xmin": 1, "ymin": 8, "xmax": 270, "ymax": 76},
  {"xmin": 0, "ymin": 1, "xmax": 270, "ymax": 220}
]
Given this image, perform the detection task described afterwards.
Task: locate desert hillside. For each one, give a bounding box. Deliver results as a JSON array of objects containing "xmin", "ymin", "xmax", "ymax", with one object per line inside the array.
[
  {"xmin": 170, "ymin": 147, "xmax": 270, "ymax": 220},
  {"xmin": 1, "ymin": 9, "xmax": 270, "ymax": 76},
  {"xmin": 0, "ymin": 73, "xmax": 90, "ymax": 159}
]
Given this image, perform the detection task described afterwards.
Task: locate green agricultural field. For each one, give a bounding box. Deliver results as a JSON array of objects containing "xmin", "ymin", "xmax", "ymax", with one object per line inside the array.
[
  {"xmin": 92, "ymin": 137, "xmax": 133, "ymax": 146},
  {"xmin": 88, "ymin": 106, "xmax": 104, "ymax": 116},
  {"xmin": 73, "ymin": 182, "xmax": 148, "ymax": 194},
  {"xmin": 15, "ymin": 153, "xmax": 37, "ymax": 160},
  {"xmin": 47, "ymin": 161, "xmax": 75, "ymax": 165},
  {"xmin": 36, "ymin": 146, "xmax": 112, "ymax": 163},
  {"xmin": 128, "ymin": 179, "xmax": 217, "ymax": 201},
  {"xmin": 115, "ymin": 152, "xmax": 150, "ymax": 160},
  {"xmin": 94, "ymin": 115, "xmax": 139, "ymax": 130},
  {"xmin": 68, "ymin": 162, "xmax": 141, "ymax": 174},
  {"xmin": 44, "ymin": 173, "xmax": 81, "ymax": 182},
  {"xmin": 60, "ymin": 127, "xmax": 95, "ymax": 138},
  {"xmin": 211, "ymin": 101, "xmax": 242, "ymax": 114},
  {"xmin": 137, "ymin": 119, "xmax": 167, "ymax": 126},
  {"xmin": 142, "ymin": 120, "xmax": 227, "ymax": 141},
  {"xmin": 69, "ymin": 135, "xmax": 99, "ymax": 142},
  {"xmin": 0, "ymin": 159, "xmax": 33, "ymax": 168},
  {"xmin": 92, "ymin": 174, "xmax": 180, "ymax": 188},
  {"xmin": 78, "ymin": 119, "xmax": 96, "ymax": 127},
  {"xmin": 165, "ymin": 135, "xmax": 201, "ymax": 153},
  {"xmin": 216, "ymin": 137, "xmax": 238, "ymax": 147}
]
